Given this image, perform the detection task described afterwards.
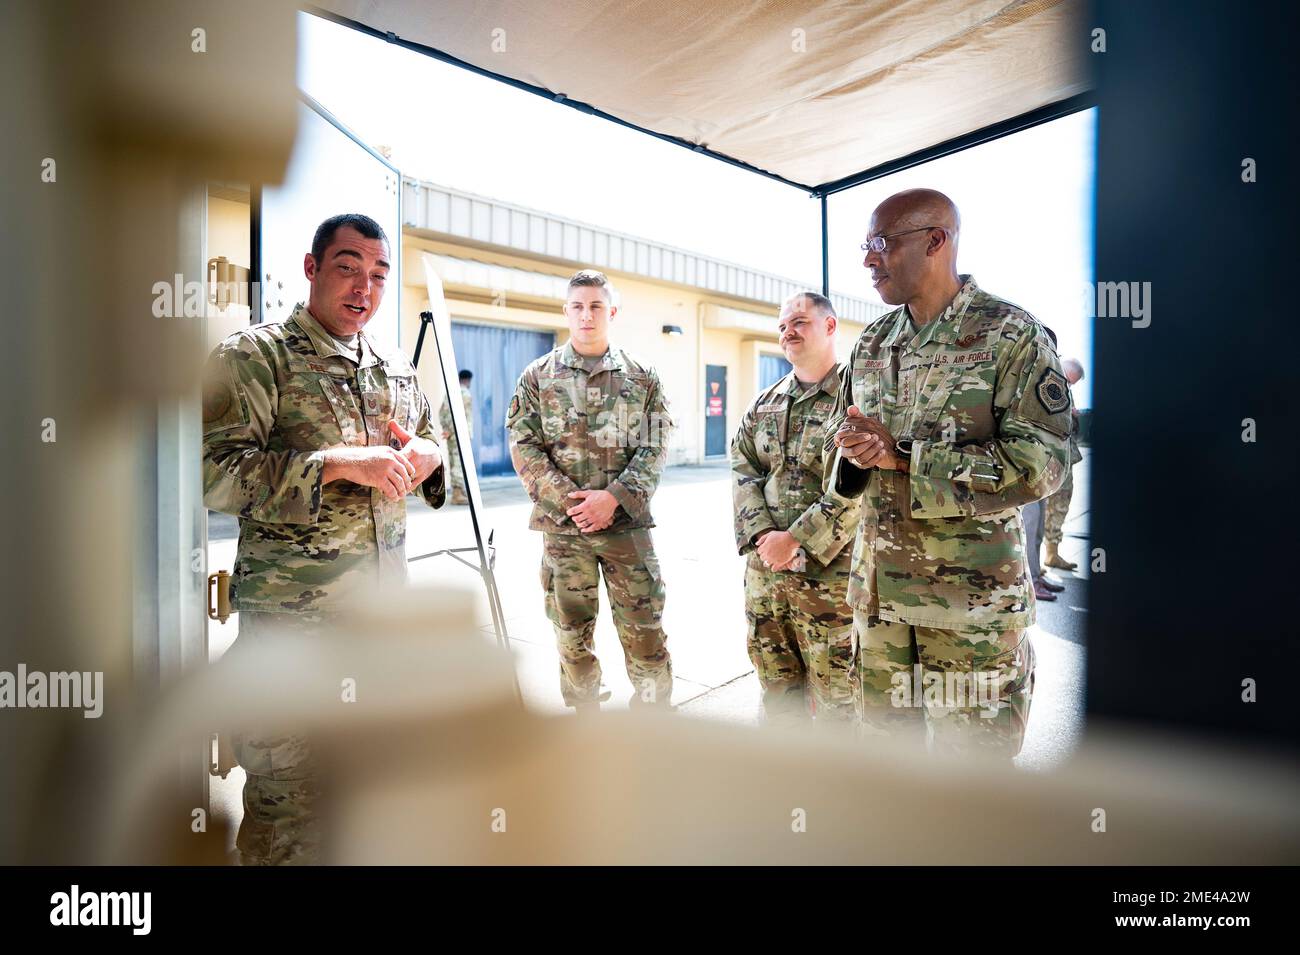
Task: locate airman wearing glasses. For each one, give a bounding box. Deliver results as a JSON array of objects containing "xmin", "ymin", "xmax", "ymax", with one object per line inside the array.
[{"xmin": 823, "ymin": 188, "xmax": 1072, "ymax": 757}]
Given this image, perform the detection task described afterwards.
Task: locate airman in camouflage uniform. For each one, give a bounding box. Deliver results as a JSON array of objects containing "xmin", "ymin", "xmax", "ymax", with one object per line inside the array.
[
  {"xmin": 203, "ymin": 214, "xmax": 445, "ymax": 863},
  {"xmin": 439, "ymin": 370, "xmax": 474, "ymax": 505},
  {"xmin": 828, "ymin": 190, "xmax": 1071, "ymax": 757},
  {"xmin": 732, "ymin": 294, "xmax": 861, "ymax": 724},
  {"xmin": 507, "ymin": 270, "xmax": 674, "ymax": 709}
]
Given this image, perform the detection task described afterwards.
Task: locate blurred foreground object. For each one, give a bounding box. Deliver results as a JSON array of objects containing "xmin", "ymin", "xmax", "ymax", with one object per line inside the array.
[
  {"xmin": 110, "ymin": 588, "xmax": 1298, "ymax": 865},
  {"xmin": 0, "ymin": 0, "xmax": 297, "ymax": 864}
]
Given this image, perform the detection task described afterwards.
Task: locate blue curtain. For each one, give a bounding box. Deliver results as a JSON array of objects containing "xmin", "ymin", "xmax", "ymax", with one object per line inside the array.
[
  {"xmin": 759, "ymin": 354, "xmax": 793, "ymax": 390},
  {"xmin": 449, "ymin": 322, "xmax": 555, "ymax": 476}
]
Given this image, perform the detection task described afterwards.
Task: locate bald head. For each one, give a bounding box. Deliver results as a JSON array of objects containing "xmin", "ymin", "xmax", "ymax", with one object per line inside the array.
[
  {"xmin": 1062, "ymin": 357, "xmax": 1085, "ymax": 384},
  {"xmin": 875, "ymin": 188, "xmax": 960, "ymax": 238},
  {"xmin": 863, "ymin": 188, "xmax": 963, "ymax": 315}
]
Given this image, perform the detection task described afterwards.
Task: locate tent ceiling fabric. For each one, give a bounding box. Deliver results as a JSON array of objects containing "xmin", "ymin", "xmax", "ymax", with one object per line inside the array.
[{"xmin": 319, "ymin": 0, "xmax": 1090, "ymax": 190}]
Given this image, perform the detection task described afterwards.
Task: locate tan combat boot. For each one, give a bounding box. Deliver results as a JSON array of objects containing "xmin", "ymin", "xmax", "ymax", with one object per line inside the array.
[{"xmin": 1044, "ymin": 541, "xmax": 1077, "ymax": 572}]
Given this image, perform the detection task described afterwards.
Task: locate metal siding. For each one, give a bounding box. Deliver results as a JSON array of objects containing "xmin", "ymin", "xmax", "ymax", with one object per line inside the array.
[
  {"xmin": 528, "ymin": 214, "xmax": 546, "ymax": 253},
  {"xmin": 450, "ymin": 194, "xmax": 471, "ymax": 235},
  {"xmin": 430, "ymin": 189, "xmax": 450, "ymax": 233},
  {"xmin": 491, "ymin": 205, "xmax": 510, "ymax": 243},
  {"xmin": 470, "ymin": 200, "xmax": 491, "ymax": 241},
  {"xmin": 405, "ymin": 181, "xmax": 881, "ymax": 316}
]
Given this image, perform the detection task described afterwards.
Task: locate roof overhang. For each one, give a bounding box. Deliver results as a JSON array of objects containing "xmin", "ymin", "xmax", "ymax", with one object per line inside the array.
[{"xmin": 312, "ymin": 0, "xmax": 1092, "ymax": 193}]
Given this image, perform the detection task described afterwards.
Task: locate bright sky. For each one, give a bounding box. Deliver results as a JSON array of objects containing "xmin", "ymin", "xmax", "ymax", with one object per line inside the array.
[
  {"xmin": 828, "ymin": 111, "xmax": 1096, "ymax": 408},
  {"xmin": 298, "ymin": 11, "xmax": 1095, "ymax": 407}
]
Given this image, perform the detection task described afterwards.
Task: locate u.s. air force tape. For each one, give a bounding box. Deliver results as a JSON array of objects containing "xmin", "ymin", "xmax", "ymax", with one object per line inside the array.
[{"xmin": 1035, "ymin": 368, "xmax": 1070, "ymax": 414}]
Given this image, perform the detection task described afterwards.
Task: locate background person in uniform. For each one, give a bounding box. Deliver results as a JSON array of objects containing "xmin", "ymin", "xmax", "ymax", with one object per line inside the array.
[
  {"xmin": 1022, "ymin": 498, "xmax": 1059, "ymax": 602},
  {"xmin": 506, "ymin": 270, "xmax": 675, "ymax": 710},
  {"xmin": 731, "ymin": 292, "xmax": 861, "ymax": 724},
  {"xmin": 827, "ymin": 189, "xmax": 1072, "ymax": 757},
  {"xmin": 202, "ymin": 213, "xmax": 445, "ymax": 863},
  {"xmin": 1043, "ymin": 358, "xmax": 1085, "ymax": 572},
  {"xmin": 440, "ymin": 368, "xmax": 474, "ymax": 505},
  {"xmin": 1023, "ymin": 326, "xmax": 1065, "ymax": 602}
]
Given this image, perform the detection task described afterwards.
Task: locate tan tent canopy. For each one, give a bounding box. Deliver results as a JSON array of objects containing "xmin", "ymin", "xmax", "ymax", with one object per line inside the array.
[{"xmin": 314, "ymin": 0, "xmax": 1090, "ymax": 192}]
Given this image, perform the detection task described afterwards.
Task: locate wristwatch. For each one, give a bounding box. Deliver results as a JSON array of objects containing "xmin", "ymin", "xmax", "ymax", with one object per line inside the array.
[{"xmin": 894, "ymin": 439, "xmax": 913, "ymax": 474}]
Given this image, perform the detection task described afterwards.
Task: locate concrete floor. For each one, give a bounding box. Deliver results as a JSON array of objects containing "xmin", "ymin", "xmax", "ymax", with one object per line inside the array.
[
  {"xmin": 206, "ymin": 451, "xmax": 1090, "ymax": 853},
  {"xmin": 419, "ymin": 455, "xmax": 1088, "ymax": 769}
]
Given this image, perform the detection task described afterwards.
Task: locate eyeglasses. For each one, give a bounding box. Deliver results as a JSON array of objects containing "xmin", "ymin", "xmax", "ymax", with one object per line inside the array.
[{"xmin": 860, "ymin": 226, "xmax": 946, "ymax": 254}]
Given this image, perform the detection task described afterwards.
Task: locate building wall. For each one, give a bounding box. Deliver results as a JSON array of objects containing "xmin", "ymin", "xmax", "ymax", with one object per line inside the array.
[{"xmin": 400, "ymin": 231, "xmax": 865, "ymax": 467}]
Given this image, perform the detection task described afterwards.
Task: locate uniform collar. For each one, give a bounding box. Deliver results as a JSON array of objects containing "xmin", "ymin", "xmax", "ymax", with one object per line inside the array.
[
  {"xmin": 877, "ymin": 307, "xmax": 913, "ymax": 350},
  {"xmin": 777, "ymin": 364, "xmax": 840, "ymax": 401},
  {"xmin": 289, "ymin": 302, "xmax": 384, "ymax": 368},
  {"xmin": 560, "ymin": 340, "xmax": 625, "ymax": 373},
  {"xmin": 908, "ymin": 274, "xmax": 979, "ymax": 348}
]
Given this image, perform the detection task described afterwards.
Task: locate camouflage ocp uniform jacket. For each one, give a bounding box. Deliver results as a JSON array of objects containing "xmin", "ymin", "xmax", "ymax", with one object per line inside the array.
[
  {"xmin": 731, "ymin": 365, "xmax": 861, "ymax": 581},
  {"xmin": 506, "ymin": 341, "xmax": 673, "ymax": 535},
  {"xmin": 202, "ymin": 303, "xmax": 445, "ymax": 614},
  {"xmin": 826, "ymin": 275, "xmax": 1072, "ymax": 632}
]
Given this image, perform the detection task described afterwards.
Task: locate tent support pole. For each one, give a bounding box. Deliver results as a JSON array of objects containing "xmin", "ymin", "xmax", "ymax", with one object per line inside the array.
[{"xmin": 820, "ymin": 194, "xmax": 829, "ymax": 296}]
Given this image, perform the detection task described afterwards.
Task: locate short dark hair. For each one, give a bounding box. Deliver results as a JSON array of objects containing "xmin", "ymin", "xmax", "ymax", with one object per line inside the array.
[
  {"xmin": 567, "ymin": 269, "xmax": 616, "ymax": 302},
  {"xmin": 458, "ymin": 369, "xmax": 473, "ymax": 383},
  {"xmin": 311, "ymin": 213, "xmax": 388, "ymax": 262},
  {"xmin": 785, "ymin": 291, "xmax": 836, "ymax": 318}
]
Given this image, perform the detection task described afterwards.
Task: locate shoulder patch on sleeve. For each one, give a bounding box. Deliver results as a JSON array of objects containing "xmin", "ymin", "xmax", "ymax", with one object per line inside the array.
[
  {"xmin": 508, "ymin": 394, "xmax": 521, "ymax": 420},
  {"xmin": 203, "ymin": 377, "xmax": 232, "ymax": 423},
  {"xmin": 1035, "ymin": 368, "xmax": 1071, "ymax": 415},
  {"xmin": 201, "ymin": 350, "xmax": 249, "ymax": 434}
]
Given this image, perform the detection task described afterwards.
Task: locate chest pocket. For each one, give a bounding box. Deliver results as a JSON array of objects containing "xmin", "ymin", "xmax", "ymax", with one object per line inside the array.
[
  {"xmin": 796, "ymin": 399, "xmax": 835, "ymax": 467},
  {"xmin": 614, "ymin": 373, "xmax": 651, "ymax": 409},
  {"xmin": 909, "ymin": 345, "xmax": 997, "ymax": 441},
  {"xmin": 852, "ymin": 356, "xmax": 888, "ymax": 424},
  {"xmin": 753, "ymin": 402, "xmax": 787, "ymax": 470},
  {"xmin": 388, "ymin": 373, "xmax": 420, "ymax": 440},
  {"xmin": 611, "ymin": 372, "xmax": 655, "ymax": 449},
  {"xmin": 538, "ymin": 371, "xmax": 579, "ymax": 440},
  {"xmin": 284, "ymin": 358, "xmax": 362, "ymax": 448}
]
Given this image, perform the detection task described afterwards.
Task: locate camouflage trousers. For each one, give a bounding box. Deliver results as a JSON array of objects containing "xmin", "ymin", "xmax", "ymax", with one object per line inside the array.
[
  {"xmin": 446, "ymin": 435, "xmax": 469, "ymax": 503},
  {"xmin": 540, "ymin": 528, "xmax": 672, "ymax": 706},
  {"xmin": 1043, "ymin": 467, "xmax": 1074, "ymax": 545},
  {"xmin": 744, "ymin": 559, "xmax": 856, "ymax": 723},
  {"xmin": 853, "ymin": 612, "xmax": 1036, "ymax": 757},
  {"xmin": 228, "ymin": 611, "xmax": 326, "ymax": 866}
]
